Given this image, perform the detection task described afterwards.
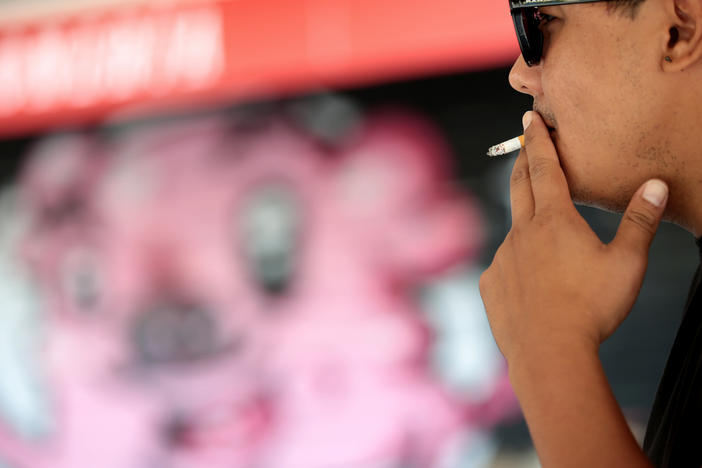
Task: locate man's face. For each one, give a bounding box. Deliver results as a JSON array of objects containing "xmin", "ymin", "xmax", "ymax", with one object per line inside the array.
[{"xmin": 509, "ymin": 2, "xmax": 675, "ymax": 212}]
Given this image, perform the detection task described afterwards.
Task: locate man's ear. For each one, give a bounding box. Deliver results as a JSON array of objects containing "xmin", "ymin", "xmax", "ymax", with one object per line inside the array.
[{"xmin": 662, "ymin": 0, "xmax": 702, "ymax": 70}]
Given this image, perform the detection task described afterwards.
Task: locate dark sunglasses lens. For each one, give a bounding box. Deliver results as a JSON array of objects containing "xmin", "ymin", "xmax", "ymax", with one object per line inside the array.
[{"xmin": 511, "ymin": 8, "xmax": 544, "ymax": 66}]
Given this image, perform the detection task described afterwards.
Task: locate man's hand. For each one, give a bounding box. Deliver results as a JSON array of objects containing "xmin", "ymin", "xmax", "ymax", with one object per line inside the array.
[
  {"xmin": 479, "ymin": 111, "xmax": 665, "ymax": 467},
  {"xmin": 480, "ymin": 111, "xmax": 668, "ymax": 363}
]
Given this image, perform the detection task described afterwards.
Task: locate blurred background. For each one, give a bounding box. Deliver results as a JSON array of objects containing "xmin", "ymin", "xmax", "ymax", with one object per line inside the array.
[{"xmin": 0, "ymin": 1, "xmax": 697, "ymax": 467}]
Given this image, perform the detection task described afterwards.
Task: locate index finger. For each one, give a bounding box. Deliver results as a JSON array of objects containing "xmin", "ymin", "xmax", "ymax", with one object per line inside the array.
[
  {"xmin": 509, "ymin": 149, "xmax": 535, "ymax": 225},
  {"xmin": 523, "ymin": 111, "xmax": 571, "ymax": 213}
]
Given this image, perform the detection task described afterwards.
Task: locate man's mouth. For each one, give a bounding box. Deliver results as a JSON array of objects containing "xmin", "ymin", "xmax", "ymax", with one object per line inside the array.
[{"xmin": 532, "ymin": 104, "xmax": 557, "ymax": 133}]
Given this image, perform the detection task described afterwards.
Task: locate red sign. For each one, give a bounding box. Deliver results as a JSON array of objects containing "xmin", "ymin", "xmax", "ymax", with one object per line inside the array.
[{"xmin": 0, "ymin": 0, "xmax": 518, "ymax": 137}]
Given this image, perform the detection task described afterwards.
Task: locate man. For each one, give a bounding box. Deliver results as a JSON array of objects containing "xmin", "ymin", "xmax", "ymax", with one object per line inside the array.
[{"xmin": 479, "ymin": 0, "xmax": 702, "ymax": 466}]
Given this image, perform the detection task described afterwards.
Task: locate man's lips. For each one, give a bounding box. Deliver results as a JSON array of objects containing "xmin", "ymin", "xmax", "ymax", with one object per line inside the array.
[{"xmin": 531, "ymin": 105, "xmax": 557, "ymax": 131}]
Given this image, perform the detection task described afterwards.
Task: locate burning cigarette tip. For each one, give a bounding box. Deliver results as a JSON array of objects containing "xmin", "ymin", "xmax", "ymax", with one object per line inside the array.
[{"xmin": 486, "ymin": 135, "xmax": 525, "ymax": 157}]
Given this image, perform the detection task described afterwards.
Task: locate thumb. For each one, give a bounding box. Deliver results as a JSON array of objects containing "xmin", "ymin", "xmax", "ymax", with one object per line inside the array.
[{"xmin": 611, "ymin": 179, "xmax": 668, "ymax": 257}]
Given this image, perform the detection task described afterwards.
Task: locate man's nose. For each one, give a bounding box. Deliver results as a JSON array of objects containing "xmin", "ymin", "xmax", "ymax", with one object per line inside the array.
[{"xmin": 508, "ymin": 55, "xmax": 542, "ymax": 97}]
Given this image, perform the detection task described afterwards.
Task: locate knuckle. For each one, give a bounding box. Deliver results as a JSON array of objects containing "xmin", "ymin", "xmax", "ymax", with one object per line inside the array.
[
  {"xmin": 507, "ymin": 225, "xmax": 528, "ymax": 242},
  {"xmin": 507, "ymin": 224, "xmax": 519, "ymax": 237},
  {"xmin": 534, "ymin": 211, "xmax": 555, "ymax": 227},
  {"xmin": 528, "ymin": 157, "xmax": 554, "ymax": 180},
  {"xmin": 624, "ymin": 208, "xmax": 657, "ymax": 234},
  {"xmin": 531, "ymin": 214, "xmax": 560, "ymax": 236},
  {"xmin": 510, "ymin": 166, "xmax": 530, "ymax": 186},
  {"xmin": 478, "ymin": 270, "xmax": 492, "ymax": 295},
  {"xmin": 524, "ymin": 127, "xmax": 537, "ymax": 146}
]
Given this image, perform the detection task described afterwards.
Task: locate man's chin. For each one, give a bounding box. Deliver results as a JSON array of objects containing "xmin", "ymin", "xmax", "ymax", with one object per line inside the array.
[{"xmin": 571, "ymin": 188, "xmax": 631, "ymax": 215}]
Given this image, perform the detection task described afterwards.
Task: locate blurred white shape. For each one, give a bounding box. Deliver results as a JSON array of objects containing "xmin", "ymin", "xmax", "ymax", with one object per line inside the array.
[
  {"xmin": 0, "ymin": 188, "xmax": 51, "ymax": 440},
  {"xmin": 421, "ymin": 265, "xmax": 504, "ymax": 403},
  {"xmin": 436, "ymin": 428, "xmax": 498, "ymax": 468}
]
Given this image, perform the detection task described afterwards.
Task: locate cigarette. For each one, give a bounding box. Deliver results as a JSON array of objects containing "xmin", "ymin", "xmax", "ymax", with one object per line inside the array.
[{"xmin": 486, "ymin": 135, "xmax": 525, "ymax": 157}]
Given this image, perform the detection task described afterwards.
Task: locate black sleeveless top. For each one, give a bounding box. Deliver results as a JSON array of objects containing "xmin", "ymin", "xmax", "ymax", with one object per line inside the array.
[{"xmin": 644, "ymin": 239, "xmax": 702, "ymax": 467}]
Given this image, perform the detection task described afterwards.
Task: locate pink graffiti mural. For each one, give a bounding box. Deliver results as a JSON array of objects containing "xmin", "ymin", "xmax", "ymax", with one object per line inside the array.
[{"xmin": 0, "ymin": 107, "xmax": 516, "ymax": 468}]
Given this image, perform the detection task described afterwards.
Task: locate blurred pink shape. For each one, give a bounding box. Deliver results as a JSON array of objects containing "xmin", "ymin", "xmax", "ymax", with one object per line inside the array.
[{"xmin": 0, "ymin": 109, "xmax": 513, "ymax": 468}]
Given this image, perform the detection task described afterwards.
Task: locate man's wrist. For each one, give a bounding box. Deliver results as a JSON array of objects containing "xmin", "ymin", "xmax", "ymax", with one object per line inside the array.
[
  {"xmin": 506, "ymin": 332, "xmax": 600, "ymax": 392},
  {"xmin": 504, "ymin": 331, "xmax": 652, "ymax": 467}
]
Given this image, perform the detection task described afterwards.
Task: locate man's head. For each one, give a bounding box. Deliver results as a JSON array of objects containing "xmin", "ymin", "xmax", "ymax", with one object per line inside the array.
[{"xmin": 508, "ymin": 0, "xmax": 702, "ymax": 233}]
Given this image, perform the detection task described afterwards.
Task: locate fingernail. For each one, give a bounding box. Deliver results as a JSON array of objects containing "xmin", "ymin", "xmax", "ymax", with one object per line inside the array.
[
  {"xmin": 642, "ymin": 179, "xmax": 668, "ymax": 207},
  {"xmin": 522, "ymin": 111, "xmax": 533, "ymax": 130}
]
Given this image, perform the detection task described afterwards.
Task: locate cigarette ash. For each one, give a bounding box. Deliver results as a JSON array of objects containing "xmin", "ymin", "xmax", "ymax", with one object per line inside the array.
[{"xmin": 486, "ymin": 143, "xmax": 510, "ymax": 157}]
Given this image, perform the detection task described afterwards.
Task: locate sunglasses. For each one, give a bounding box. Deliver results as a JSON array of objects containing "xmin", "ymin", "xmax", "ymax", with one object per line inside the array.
[{"xmin": 509, "ymin": 0, "xmax": 610, "ymax": 66}]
